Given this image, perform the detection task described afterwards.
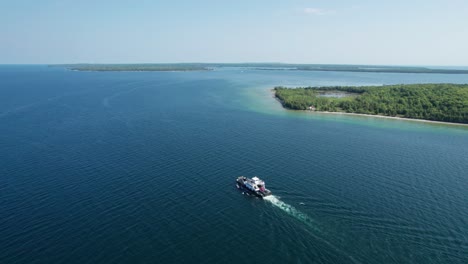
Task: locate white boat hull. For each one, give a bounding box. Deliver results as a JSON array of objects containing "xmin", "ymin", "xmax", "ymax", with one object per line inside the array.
[{"xmin": 236, "ymin": 176, "xmax": 272, "ymax": 198}]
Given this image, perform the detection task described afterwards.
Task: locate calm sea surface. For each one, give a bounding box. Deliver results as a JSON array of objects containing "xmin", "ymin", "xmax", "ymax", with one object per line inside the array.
[{"xmin": 1, "ymin": 66, "xmax": 468, "ymax": 264}]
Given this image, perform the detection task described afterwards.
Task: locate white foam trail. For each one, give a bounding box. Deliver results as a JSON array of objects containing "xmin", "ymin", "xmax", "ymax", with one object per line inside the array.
[
  {"xmin": 263, "ymin": 195, "xmax": 317, "ymax": 230},
  {"xmin": 263, "ymin": 195, "xmax": 361, "ymax": 264}
]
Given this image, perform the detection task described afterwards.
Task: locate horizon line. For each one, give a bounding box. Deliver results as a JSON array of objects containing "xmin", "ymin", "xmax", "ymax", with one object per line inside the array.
[{"xmin": 1, "ymin": 62, "xmax": 468, "ymax": 68}]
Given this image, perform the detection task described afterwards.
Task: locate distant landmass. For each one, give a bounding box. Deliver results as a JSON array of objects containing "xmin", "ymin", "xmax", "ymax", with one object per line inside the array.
[
  {"xmin": 291, "ymin": 65, "xmax": 468, "ymax": 74},
  {"xmin": 56, "ymin": 64, "xmax": 211, "ymax": 72},
  {"xmin": 274, "ymin": 84, "xmax": 468, "ymax": 124},
  {"xmin": 53, "ymin": 63, "xmax": 468, "ymax": 74}
]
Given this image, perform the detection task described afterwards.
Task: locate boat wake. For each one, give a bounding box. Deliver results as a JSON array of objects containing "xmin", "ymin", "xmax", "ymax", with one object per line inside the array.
[
  {"xmin": 263, "ymin": 195, "xmax": 362, "ymax": 264},
  {"xmin": 263, "ymin": 195, "xmax": 319, "ymax": 231}
]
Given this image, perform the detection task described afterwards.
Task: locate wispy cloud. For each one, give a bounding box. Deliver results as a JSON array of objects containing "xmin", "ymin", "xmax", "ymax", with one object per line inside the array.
[{"xmin": 303, "ymin": 8, "xmax": 335, "ymax": 16}]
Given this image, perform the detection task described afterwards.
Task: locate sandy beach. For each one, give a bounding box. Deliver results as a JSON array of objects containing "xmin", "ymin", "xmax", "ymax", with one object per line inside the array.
[{"xmin": 308, "ymin": 110, "xmax": 468, "ymax": 126}]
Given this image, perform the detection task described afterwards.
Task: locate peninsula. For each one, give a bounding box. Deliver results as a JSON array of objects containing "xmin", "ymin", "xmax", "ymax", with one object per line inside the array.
[
  {"xmin": 57, "ymin": 63, "xmax": 211, "ymax": 72},
  {"xmin": 274, "ymin": 84, "xmax": 468, "ymax": 124},
  {"xmin": 54, "ymin": 63, "xmax": 468, "ymax": 74}
]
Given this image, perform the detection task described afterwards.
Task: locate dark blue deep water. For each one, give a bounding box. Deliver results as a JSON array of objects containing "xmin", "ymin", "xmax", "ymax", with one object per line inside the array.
[{"xmin": 1, "ymin": 66, "xmax": 468, "ymax": 263}]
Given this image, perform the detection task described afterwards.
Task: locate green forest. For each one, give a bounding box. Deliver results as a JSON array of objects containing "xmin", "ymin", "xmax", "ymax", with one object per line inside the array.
[
  {"xmin": 274, "ymin": 84, "xmax": 468, "ymax": 124},
  {"xmin": 59, "ymin": 64, "xmax": 210, "ymax": 72}
]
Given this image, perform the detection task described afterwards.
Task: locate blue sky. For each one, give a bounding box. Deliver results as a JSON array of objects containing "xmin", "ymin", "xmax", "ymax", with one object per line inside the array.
[{"xmin": 1, "ymin": 0, "xmax": 468, "ymax": 65}]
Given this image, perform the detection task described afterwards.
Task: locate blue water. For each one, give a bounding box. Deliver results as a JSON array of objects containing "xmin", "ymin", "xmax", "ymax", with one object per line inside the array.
[{"xmin": 1, "ymin": 66, "xmax": 468, "ymax": 263}]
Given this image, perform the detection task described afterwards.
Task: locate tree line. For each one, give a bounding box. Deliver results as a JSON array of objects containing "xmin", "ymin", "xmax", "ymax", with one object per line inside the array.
[{"xmin": 274, "ymin": 84, "xmax": 468, "ymax": 124}]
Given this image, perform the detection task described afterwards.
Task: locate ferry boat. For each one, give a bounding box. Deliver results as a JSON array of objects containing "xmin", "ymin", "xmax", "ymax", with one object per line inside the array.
[{"xmin": 236, "ymin": 176, "xmax": 272, "ymax": 198}]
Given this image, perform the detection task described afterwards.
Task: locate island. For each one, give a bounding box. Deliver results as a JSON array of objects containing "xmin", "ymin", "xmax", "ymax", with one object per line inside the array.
[
  {"xmin": 274, "ymin": 84, "xmax": 468, "ymax": 124},
  {"xmin": 53, "ymin": 63, "xmax": 468, "ymax": 74},
  {"xmin": 56, "ymin": 63, "xmax": 211, "ymax": 72}
]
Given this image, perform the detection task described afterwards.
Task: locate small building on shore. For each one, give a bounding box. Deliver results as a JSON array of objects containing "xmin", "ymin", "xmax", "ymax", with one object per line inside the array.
[{"xmin": 308, "ymin": 105, "xmax": 316, "ymax": 111}]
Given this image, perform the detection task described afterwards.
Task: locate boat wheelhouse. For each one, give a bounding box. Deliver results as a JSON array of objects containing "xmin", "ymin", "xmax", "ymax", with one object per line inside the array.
[{"xmin": 236, "ymin": 176, "xmax": 272, "ymax": 198}]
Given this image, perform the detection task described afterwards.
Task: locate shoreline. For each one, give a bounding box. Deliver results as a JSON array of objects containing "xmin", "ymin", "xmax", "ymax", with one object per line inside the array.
[
  {"xmin": 305, "ymin": 110, "xmax": 468, "ymax": 126},
  {"xmin": 270, "ymin": 89, "xmax": 468, "ymax": 127},
  {"xmin": 68, "ymin": 69, "xmax": 211, "ymax": 72}
]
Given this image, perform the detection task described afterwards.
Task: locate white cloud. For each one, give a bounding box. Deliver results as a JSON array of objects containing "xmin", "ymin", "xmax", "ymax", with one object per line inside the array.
[{"xmin": 303, "ymin": 8, "xmax": 335, "ymax": 15}]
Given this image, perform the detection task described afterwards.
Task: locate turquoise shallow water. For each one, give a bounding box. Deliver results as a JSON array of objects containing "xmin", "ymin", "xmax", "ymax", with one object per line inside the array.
[{"xmin": 1, "ymin": 66, "xmax": 468, "ymax": 263}]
